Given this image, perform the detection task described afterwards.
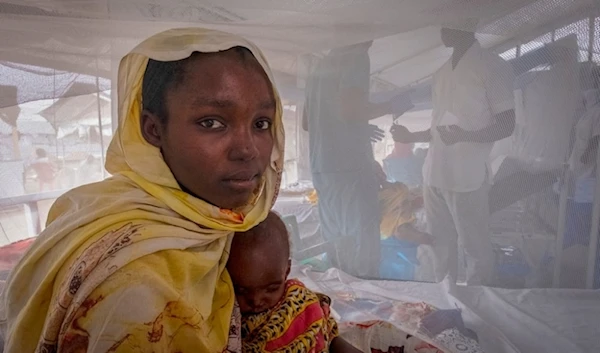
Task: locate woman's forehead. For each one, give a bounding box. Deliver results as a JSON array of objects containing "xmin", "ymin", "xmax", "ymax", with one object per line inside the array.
[{"xmin": 169, "ymin": 53, "xmax": 273, "ymax": 102}]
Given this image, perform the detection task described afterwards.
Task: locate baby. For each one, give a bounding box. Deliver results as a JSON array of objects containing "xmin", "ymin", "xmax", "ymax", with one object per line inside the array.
[{"xmin": 227, "ymin": 211, "xmax": 361, "ymax": 353}]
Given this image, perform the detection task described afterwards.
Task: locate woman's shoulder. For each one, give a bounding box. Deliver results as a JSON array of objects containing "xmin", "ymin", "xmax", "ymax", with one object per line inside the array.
[
  {"xmin": 57, "ymin": 248, "xmax": 233, "ymax": 353},
  {"xmin": 60, "ymin": 175, "xmax": 146, "ymax": 200},
  {"xmin": 46, "ymin": 175, "xmax": 162, "ymax": 225}
]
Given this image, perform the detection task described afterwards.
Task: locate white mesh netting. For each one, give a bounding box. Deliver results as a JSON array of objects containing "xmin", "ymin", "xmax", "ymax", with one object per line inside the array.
[{"xmin": 0, "ymin": 1, "xmax": 599, "ymax": 352}]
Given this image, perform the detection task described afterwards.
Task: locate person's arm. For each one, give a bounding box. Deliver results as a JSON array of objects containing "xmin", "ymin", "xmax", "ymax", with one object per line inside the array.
[
  {"xmin": 338, "ymin": 53, "xmax": 406, "ymax": 123},
  {"xmin": 340, "ymin": 86, "xmax": 391, "ymax": 123},
  {"xmin": 437, "ymin": 109, "xmax": 515, "ymax": 145},
  {"xmin": 581, "ymin": 135, "xmax": 600, "ymax": 165},
  {"xmin": 330, "ymin": 336, "xmax": 363, "ymax": 353},
  {"xmin": 342, "ymin": 90, "xmax": 415, "ymax": 123},
  {"xmin": 409, "ymin": 129, "xmax": 433, "ymax": 143},
  {"xmin": 391, "ymin": 124, "xmax": 432, "ymax": 143}
]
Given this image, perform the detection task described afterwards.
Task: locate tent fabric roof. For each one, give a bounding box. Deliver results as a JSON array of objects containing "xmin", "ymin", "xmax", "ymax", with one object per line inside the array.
[
  {"xmin": 0, "ymin": 0, "xmax": 597, "ymax": 109},
  {"xmin": 39, "ymin": 88, "xmax": 111, "ymax": 127}
]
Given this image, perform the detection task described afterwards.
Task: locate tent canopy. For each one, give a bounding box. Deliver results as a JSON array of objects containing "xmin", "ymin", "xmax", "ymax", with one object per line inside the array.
[{"xmin": 0, "ymin": 0, "xmax": 597, "ymax": 109}]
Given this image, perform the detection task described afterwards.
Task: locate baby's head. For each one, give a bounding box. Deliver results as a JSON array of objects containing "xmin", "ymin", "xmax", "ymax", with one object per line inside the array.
[{"xmin": 228, "ymin": 211, "xmax": 291, "ymax": 315}]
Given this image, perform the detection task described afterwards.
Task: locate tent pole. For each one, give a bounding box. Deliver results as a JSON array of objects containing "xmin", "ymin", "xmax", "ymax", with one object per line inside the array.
[
  {"xmin": 585, "ymin": 141, "xmax": 600, "ymax": 288},
  {"xmin": 587, "ymin": 17, "xmax": 595, "ymax": 62},
  {"xmin": 95, "ymin": 58, "xmax": 106, "ymax": 179},
  {"xmin": 553, "ymin": 164, "xmax": 570, "ymax": 287},
  {"xmin": 11, "ymin": 127, "xmax": 20, "ymax": 160}
]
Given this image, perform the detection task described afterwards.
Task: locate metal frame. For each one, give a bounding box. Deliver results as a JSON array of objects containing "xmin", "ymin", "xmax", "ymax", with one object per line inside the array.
[
  {"xmin": 0, "ymin": 189, "xmax": 66, "ymax": 236},
  {"xmin": 586, "ymin": 139, "xmax": 600, "ymax": 288}
]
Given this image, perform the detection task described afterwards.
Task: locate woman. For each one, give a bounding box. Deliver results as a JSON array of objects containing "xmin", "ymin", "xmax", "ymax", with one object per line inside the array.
[{"xmin": 0, "ymin": 28, "xmax": 284, "ymax": 353}]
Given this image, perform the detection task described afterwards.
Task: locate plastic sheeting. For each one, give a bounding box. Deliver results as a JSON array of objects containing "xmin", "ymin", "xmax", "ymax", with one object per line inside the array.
[
  {"xmin": 0, "ymin": 1, "xmax": 597, "ymax": 106},
  {"xmin": 294, "ymin": 266, "xmax": 600, "ymax": 353},
  {"xmin": 1, "ymin": 1, "xmax": 600, "ymax": 351}
]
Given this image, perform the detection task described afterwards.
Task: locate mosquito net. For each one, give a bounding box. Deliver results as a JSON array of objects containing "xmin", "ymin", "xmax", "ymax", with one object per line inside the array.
[{"xmin": 0, "ymin": 1, "xmax": 599, "ymax": 352}]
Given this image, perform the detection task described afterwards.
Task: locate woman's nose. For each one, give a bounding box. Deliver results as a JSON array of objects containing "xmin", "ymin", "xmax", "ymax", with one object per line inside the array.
[{"xmin": 229, "ymin": 126, "xmax": 259, "ymax": 161}]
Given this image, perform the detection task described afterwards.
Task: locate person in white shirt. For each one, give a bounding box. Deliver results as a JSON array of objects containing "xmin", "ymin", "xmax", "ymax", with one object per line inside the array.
[{"xmin": 391, "ymin": 26, "xmax": 516, "ymax": 285}]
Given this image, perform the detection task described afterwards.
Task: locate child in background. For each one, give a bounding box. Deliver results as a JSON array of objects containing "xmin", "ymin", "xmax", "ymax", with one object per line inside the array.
[{"xmin": 227, "ymin": 211, "xmax": 361, "ymax": 353}]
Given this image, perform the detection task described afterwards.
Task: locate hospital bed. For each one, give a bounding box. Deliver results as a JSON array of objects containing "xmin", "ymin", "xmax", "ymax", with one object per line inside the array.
[
  {"xmin": 293, "ymin": 266, "xmax": 600, "ymax": 353},
  {"xmin": 0, "ymin": 226, "xmax": 598, "ymax": 353},
  {"xmin": 0, "ymin": 239, "xmax": 597, "ymax": 353}
]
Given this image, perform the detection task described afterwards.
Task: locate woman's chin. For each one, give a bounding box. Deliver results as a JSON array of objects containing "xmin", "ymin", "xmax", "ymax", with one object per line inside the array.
[{"xmin": 208, "ymin": 192, "xmax": 253, "ymax": 211}]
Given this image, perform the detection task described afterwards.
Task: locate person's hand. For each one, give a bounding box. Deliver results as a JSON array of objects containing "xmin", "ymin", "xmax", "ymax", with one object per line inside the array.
[
  {"xmin": 369, "ymin": 124, "xmax": 385, "ymax": 143},
  {"xmin": 437, "ymin": 125, "xmax": 467, "ymax": 145},
  {"xmin": 390, "ymin": 124, "xmax": 413, "ymax": 143}
]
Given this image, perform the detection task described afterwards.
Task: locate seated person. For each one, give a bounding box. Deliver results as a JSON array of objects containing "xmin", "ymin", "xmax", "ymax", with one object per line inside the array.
[
  {"xmin": 380, "ymin": 182, "xmax": 431, "ymax": 245},
  {"xmin": 382, "ymin": 141, "xmax": 425, "ymax": 187},
  {"xmin": 379, "ymin": 182, "xmax": 432, "ymax": 281},
  {"xmin": 227, "ymin": 211, "xmax": 361, "ymax": 353},
  {"xmin": 307, "ymin": 180, "xmax": 429, "ymax": 244}
]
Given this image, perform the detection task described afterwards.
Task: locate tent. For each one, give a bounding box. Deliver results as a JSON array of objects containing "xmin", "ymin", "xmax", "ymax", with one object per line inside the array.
[{"xmin": 0, "ymin": 1, "xmax": 599, "ymax": 352}]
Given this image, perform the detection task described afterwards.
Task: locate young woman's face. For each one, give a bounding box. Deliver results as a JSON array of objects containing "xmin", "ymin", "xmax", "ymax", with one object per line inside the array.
[{"xmin": 145, "ymin": 51, "xmax": 276, "ymax": 209}]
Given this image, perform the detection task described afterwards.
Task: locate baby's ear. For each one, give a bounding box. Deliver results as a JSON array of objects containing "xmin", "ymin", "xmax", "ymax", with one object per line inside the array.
[{"xmin": 286, "ymin": 259, "xmax": 291, "ymax": 277}]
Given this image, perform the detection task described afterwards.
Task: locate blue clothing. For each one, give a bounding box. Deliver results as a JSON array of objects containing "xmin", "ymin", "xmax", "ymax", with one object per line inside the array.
[
  {"xmin": 383, "ymin": 155, "xmax": 424, "ymax": 187},
  {"xmin": 313, "ymin": 170, "xmax": 381, "ymax": 278}
]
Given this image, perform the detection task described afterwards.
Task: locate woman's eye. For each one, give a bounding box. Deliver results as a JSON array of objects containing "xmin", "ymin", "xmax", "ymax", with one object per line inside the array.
[
  {"xmin": 199, "ymin": 119, "xmax": 225, "ymax": 129},
  {"xmin": 255, "ymin": 119, "xmax": 272, "ymax": 130}
]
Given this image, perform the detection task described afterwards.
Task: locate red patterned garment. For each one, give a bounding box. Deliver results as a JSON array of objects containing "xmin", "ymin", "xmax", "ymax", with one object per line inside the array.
[
  {"xmin": 0, "ymin": 238, "xmax": 35, "ymax": 277},
  {"xmin": 241, "ymin": 279, "xmax": 339, "ymax": 353}
]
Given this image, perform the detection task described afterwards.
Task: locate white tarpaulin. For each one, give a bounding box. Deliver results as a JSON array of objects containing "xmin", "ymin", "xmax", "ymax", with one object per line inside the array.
[{"xmin": 1, "ymin": 1, "xmax": 600, "ymax": 352}]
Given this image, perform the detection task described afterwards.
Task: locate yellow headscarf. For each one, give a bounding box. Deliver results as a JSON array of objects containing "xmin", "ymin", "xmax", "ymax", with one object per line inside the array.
[{"xmin": 0, "ymin": 28, "xmax": 284, "ymax": 353}]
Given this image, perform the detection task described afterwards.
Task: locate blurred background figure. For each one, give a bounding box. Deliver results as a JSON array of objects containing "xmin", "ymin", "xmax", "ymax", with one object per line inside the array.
[
  {"xmin": 29, "ymin": 148, "xmax": 57, "ymax": 192},
  {"xmin": 303, "ymin": 41, "xmax": 413, "ymax": 278},
  {"xmin": 77, "ymin": 154, "xmax": 103, "ymax": 185}
]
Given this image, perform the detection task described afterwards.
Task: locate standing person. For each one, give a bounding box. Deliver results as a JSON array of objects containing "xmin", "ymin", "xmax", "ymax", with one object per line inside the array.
[
  {"xmin": 303, "ymin": 41, "xmax": 412, "ymax": 278},
  {"xmin": 0, "ymin": 28, "xmax": 284, "ymax": 353},
  {"xmin": 391, "ymin": 24, "xmax": 516, "ymax": 285}
]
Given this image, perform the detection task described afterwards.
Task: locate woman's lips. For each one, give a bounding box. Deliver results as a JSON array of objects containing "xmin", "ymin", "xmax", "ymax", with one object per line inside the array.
[{"xmin": 222, "ymin": 175, "xmax": 259, "ymax": 191}]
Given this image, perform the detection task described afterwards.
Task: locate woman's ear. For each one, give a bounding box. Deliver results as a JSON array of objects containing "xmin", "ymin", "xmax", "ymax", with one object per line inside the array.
[{"xmin": 140, "ymin": 110, "xmax": 164, "ymax": 148}]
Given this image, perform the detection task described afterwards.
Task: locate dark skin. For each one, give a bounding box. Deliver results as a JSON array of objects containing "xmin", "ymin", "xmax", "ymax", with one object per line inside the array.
[
  {"xmin": 391, "ymin": 109, "xmax": 515, "ymax": 145},
  {"xmin": 140, "ymin": 50, "xmax": 276, "ymax": 210},
  {"xmin": 391, "ymin": 28, "xmax": 515, "ymax": 145},
  {"xmin": 228, "ymin": 214, "xmax": 291, "ymax": 315},
  {"xmin": 227, "ymin": 213, "xmax": 361, "ymax": 353}
]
